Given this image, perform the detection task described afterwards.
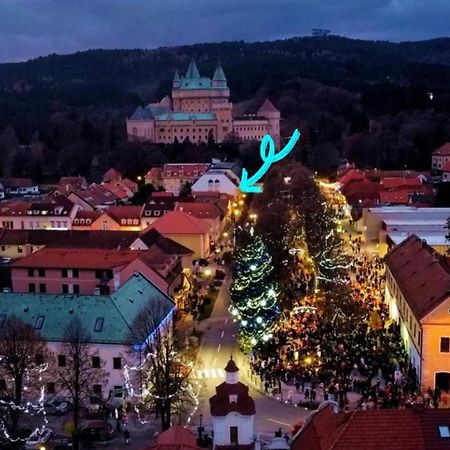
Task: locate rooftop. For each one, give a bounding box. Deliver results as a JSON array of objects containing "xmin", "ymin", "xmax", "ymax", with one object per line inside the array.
[
  {"xmin": 384, "ymin": 235, "xmax": 450, "ymax": 320},
  {"xmin": 149, "ymin": 211, "xmax": 210, "ymax": 235},
  {"xmin": 0, "ymin": 273, "xmax": 175, "ymax": 345},
  {"xmin": 433, "ymin": 142, "xmax": 450, "ymax": 156},
  {"xmin": 292, "ymin": 404, "xmax": 450, "ymax": 450}
]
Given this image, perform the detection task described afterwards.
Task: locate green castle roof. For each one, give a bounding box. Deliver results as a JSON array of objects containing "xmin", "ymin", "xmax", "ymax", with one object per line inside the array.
[
  {"xmin": 213, "ymin": 64, "xmax": 227, "ymax": 82},
  {"xmin": 185, "ymin": 60, "xmax": 200, "ymax": 79}
]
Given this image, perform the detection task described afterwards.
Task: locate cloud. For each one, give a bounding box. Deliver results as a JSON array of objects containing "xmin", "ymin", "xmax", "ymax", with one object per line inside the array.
[{"xmin": 0, "ymin": 0, "xmax": 449, "ymax": 62}]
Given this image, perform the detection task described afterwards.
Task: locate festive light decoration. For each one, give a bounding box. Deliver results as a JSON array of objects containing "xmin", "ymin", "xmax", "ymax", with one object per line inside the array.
[
  {"xmin": 0, "ymin": 364, "xmax": 48, "ymax": 443},
  {"xmin": 230, "ymin": 233, "xmax": 280, "ymax": 345}
]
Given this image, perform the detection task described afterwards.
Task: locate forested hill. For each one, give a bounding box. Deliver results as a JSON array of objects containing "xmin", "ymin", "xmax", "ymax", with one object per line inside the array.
[{"xmin": 1, "ymin": 35, "xmax": 450, "ymax": 181}]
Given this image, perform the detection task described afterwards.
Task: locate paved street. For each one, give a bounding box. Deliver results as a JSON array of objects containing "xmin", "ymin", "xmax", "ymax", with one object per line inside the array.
[{"xmin": 191, "ymin": 274, "xmax": 310, "ymax": 442}]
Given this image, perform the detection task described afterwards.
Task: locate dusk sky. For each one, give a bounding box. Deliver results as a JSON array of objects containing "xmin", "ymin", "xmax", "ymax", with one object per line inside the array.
[{"xmin": 1, "ymin": 0, "xmax": 449, "ymax": 62}]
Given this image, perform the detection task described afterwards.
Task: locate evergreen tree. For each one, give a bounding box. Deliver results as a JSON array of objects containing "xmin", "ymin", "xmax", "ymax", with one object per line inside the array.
[{"xmin": 230, "ymin": 232, "xmax": 280, "ymax": 346}]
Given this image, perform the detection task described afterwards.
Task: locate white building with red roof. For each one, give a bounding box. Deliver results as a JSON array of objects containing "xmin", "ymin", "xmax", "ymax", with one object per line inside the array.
[
  {"xmin": 432, "ymin": 142, "xmax": 450, "ymax": 182},
  {"xmin": 210, "ymin": 358, "xmax": 255, "ymax": 450}
]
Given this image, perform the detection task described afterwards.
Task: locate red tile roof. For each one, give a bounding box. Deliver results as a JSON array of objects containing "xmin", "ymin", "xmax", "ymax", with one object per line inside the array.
[
  {"xmin": 162, "ymin": 163, "xmax": 210, "ymax": 178},
  {"xmin": 385, "ymin": 235, "xmax": 450, "ymax": 320},
  {"xmin": 145, "ymin": 167, "xmax": 163, "ymax": 178},
  {"xmin": 146, "ymin": 425, "xmax": 202, "ymax": 450},
  {"xmin": 210, "ymin": 381, "xmax": 255, "ymax": 417},
  {"xmin": 433, "ymin": 142, "xmax": 450, "ymax": 156},
  {"xmin": 102, "ymin": 182, "xmax": 129, "ymax": 199},
  {"xmin": 103, "ymin": 168, "xmax": 122, "ymax": 182},
  {"xmin": 137, "ymin": 228, "xmax": 194, "ymax": 255},
  {"xmin": 105, "ymin": 205, "xmax": 143, "ymax": 222},
  {"xmin": 175, "ymin": 202, "xmax": 221, "ymax": 219},
  {"xmin": 338, "ymin": 168, "xmax": 366, "ymax": 188},
  {"xmin": 149, "ymin": 211, "xmax": 210, "ymax": 235},
  {"xmin": 381, "ymin": 177, "xmax": 422, "ymax": 189},
  {"xmin": 292, "ymin": 405, "xmax": 450, "ymax": 450},
  {"xmin": 379, "ymin": 190, "xmax": 410, "ymax": 204}
]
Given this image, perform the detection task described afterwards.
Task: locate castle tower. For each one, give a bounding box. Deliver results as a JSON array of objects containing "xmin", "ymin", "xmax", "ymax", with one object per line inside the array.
[
  {"xmin": 212, "ymin": 63, "xmax": 227, "ymax": 89},
  {"xmin": 185, "ymin": 59, "xmax": 200, "ymax": 79},
  {"xmin": 210, "ymin": 357, "xmax": 256, "ymax": 449},
  {"xmin": 172, "ymin": 70, "xmax": 181, "ymax": 89},
  {"xmin": 258, "ymin": 98, "xmax": 281, "ymax": 147}
]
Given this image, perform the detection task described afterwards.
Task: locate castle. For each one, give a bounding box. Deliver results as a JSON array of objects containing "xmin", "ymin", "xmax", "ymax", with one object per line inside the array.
[{"xmin": 126, "ymin": 60, "xmax": 280, "ymax": 146}]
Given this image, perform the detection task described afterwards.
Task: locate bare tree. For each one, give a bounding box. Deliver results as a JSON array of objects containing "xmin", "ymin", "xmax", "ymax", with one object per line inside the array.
[
  {"xmin": 54, "ymin": 316, "xmax": 108, "ymax": 450},
  {"xmin": 0, "ymin": 316, "xmax": 49, "ymax": 438},
  {"xmin": 127, "ymin": 302, "xmax": 197, "ymax": 430}
]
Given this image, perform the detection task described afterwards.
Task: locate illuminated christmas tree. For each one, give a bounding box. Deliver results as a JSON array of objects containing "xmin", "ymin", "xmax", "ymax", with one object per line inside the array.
[{"xmin": 230, "ymin": 233, "xmax": 280, "ymax": 346}]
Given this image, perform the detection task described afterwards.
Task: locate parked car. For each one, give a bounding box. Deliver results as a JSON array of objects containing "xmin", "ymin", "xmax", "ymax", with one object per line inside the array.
[
  {"xmin": 44, "ymin": 398, "xmax": 72, "ymax": 415},
  {"xmin": 50, "ymin": 432, "xmax": 73, "ymax": 449},
  {"xmin": 77, "ymin": 421, "xmax": 113, "ymax": 443},
  {"xmin": 24, "ymin": 427, "xmax": 53, "ymax": 449}
]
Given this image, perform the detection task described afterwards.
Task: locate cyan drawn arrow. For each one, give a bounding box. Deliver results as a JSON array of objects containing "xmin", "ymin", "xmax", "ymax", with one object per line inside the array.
[{"xmin": 239, "ymin": 129, "xmax": 301, "ymax": 193}]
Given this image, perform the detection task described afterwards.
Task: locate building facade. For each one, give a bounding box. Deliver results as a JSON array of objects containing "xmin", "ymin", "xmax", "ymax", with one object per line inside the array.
[
  {"xmin": 384, "ymin": 235, "xmax": 450, "ymax": 391},
  {"xmin": 126, "ymin": 61, "xmax": 280, "ymax": 146}
]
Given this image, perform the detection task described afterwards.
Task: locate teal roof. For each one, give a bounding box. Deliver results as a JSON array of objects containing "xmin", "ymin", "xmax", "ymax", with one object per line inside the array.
[
  {"xmin": 213, "ymin": 64, "xmax": 227, "ymax": 82},
  {"xmin": 185, "ymin": 60, "xmax": 200, "ymax": 78},
  {"xmin": 173, "ymin": 70, "xmax": 181, "ymax": 82},
  {"xmin": 130, "ymin": 106, "xmax": 153, "ymax": 120},
  {"xmin": 156, "ymin": 112, "xmax": 216, "ymax": 121},
  {"xmin": 179, "ymin": 77, "xmax": 212, "ymax": 90},
  {"xmin": 0, "ymin": 273, "xmax": 175, "ymax": 345}
]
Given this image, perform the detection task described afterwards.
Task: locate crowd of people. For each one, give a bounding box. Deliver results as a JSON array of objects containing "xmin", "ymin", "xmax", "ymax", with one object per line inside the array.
[{"xmin": 247, "ymin": 194, "xmax": 447, "ymax": 411}]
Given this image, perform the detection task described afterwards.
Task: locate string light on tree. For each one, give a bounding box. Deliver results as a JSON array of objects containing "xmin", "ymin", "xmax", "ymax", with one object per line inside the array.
[{"xmin": 230, "ymin": 232, "xmax": 280, "ymax": 347}]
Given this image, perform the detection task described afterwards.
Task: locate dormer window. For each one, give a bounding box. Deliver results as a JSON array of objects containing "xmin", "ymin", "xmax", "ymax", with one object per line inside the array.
[
  {"xmin": 121, "ymin": 219, "xmax": 127, "ymax": 225},
  {"xmin": 229, "ymin": 394, "xmax": 238, "ymax": 403}
]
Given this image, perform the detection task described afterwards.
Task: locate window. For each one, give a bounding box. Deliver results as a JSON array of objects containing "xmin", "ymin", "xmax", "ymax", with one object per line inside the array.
[
  {"xmin": 39, "ymin": 283, "xmax": 46, "ymax": 293},
  {"xmin": 73, "ymin": 284, "xmax": 80, "ymax": 294},
  {"xmin": 92, "ymin": 356, "xmax": 101, "ymax": 368},
  {"xmin": 439, "ymin": 425, "xmax": 450, "ymax": 438},
  {"xmin": 29, "ymin": 283, "xmax": 36, "ymax": 293},
  {"xmin": 440, "ymin": 337, "xmax": 450, "ymax": 353},
  {"xmin": 35, "ymin": 354, "xmax": 44, "ymax": 365},
  {"xmin": 95, "ymin": 269, "xmax": 103, "ymax": 279},
  {"xmin": 34, "ymin": 316, "xmax": 44, "ymax": 330},
  {"xmin": 230, "ymin": 426, "xmax": 238, "ymax": 444},
  {"xmin": 17, "ymin": 246, "xmax": 23, "ymax": 254},
  {"xmin": 58, "ymin": 355, "xmax": 66, "ymax": 367},
  {"xmin": 62, "ymin": 284, "xmax": 69, "ymax": 294},
  {"xmin": 113, "ymin": 357, "xmax": 122, "ymax": 370},
  {"xmin": 38, "ymin": 268, "xmax": 46, "ymax": 277},
  {"xmin": 72, "ymin": 269, "xmax": 79, "ymax": 278},
  {"xmin": 28, "ymin": 268, "xmax": 34, "ymax": 277},
  {"xmin": 93, "ymin": 384, "xmax": 102, "ymax": 395},
  {"xmin": 94, "ymin": 317, "xmax": 104, "ymax": 332},
  {"xmin": 62, "ymin": 268, "xmax": 68, "ymax": 278},
  {"xmin": 1, "ymin": 246, "xmax": 5, "ymax": 251},
  {"xmin": 47, "ymin": 382, "xmax": 55, "ymax": 394}
]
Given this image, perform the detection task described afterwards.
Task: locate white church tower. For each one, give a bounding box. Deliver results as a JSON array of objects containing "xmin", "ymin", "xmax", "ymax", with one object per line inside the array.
[{"xmin": 209, "ymin": 357, "xmax": 256, "ymax": 449}]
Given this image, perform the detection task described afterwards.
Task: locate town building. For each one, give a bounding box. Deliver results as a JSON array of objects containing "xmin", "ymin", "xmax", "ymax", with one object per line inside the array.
[
  {"xmin": 358, "ymin": 206, "xmax": 450, "ymax": 256},
  {"xmin": 431, "ymin": 142, "xmax": 450, "ymax": 182},
  {"xmin": 0, "ymin": 196, "xmax": 79, "ymax": 231},
  {"xmin": 210, "ymin": 358, "xmax": 256, "ymax": 449},
  {"xmin": 144, "ymin": 163, "xmax": 211, "ymax": 194},
  {"xmin": 10, "ymin": 246, "xmax": 183, "ymax": 296},
  {"xmin": 0, "ymin": 273, "xmax": 175, "ymax": 399},
  {"xmin": 191, "ymin": 170, "xmax": 240, "ymax": 198},
  {"xmin": 291, "ymin": 403, "xmax": 450, "ymax": 450},
  {"xmin": 0, "ymin": 177, "xmax": 39, "ymax": 197},
  {"xmin": 67, "ymin": 185, "xmax": 121, "ymax": 211},
  {"xmin": 384, "ymin": 235, "xmax": 450, "ymax": 391},
  {"xmin": 126, "ymin": 60, "xmax": 280, "ymax": 146},
  {"xmin": 146, "ymin": 210, "xmax": 212, "ymax": 259}
]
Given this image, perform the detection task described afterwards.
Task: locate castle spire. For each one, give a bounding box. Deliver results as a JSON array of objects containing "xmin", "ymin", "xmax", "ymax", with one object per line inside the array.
[
  {"xmin": 173, "ymin": 70, "xmax": 181, "ymax": 88},
  {"xmin": 212, "ymin": 61, "xmax": 227, "ymax": 88},
  {"xmin": 185, "ymin": 59, "xmax": 200, "ymax": 79}
]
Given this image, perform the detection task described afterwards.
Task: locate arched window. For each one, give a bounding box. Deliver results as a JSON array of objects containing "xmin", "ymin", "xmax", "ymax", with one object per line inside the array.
[{"xmin": 132, "ymin": 127, "xmax": 138, "ymax": 136}]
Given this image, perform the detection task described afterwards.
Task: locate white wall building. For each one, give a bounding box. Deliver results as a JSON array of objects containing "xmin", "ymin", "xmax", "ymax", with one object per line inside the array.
[{"xmin": 210, "ymin": 358, "xmax": 255, "ymax": 449}]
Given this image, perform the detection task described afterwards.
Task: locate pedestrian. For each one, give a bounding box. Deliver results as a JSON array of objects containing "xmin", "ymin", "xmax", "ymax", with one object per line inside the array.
[
  {"xmin": 124, "ymin": 428, "xmax": 130, "ymax": 444},
  {"xmin": 115, "ymin": 418, "xmax": 121, "ymax": 433}
]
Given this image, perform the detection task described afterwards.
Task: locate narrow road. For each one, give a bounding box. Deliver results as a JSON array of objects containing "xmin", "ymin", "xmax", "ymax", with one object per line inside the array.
[{"xmin": 191, "ymin": 274, "xmax": 310, "ymax": 441}]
